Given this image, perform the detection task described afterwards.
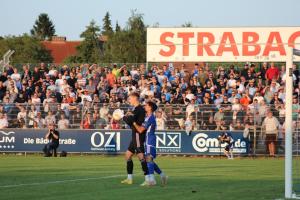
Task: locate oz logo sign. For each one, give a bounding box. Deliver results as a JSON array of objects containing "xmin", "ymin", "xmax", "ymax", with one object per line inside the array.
[{"xmin": 90, "ymin": 132, "xmax": 120, "ymax": 151}]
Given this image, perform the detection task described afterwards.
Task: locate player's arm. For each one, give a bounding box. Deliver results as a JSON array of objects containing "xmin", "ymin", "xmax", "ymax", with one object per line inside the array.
[
  {"xmin": 51, "ymin": 131, "xmax": 59, "ymax": 139},
  {"xmin": 132, "ymin": 122, "xmax": 146, "ymax": 134}
]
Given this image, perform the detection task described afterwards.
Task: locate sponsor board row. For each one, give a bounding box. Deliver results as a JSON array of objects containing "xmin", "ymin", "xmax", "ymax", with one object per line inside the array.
[{"xmin": 0, "ymin": 130, "xmax": 248, "ymax": 154}]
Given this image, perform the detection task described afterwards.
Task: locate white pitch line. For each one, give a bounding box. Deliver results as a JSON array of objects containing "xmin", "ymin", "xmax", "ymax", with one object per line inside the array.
[{"xmin": 0, "ymin": 174, "xmax": 124, "ymax": 188}]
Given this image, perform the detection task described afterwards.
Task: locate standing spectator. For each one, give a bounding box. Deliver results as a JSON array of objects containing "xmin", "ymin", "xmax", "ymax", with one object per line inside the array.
[
  {"xmin": 0, "ymin": 113, "xmax": 8, "ymax": 128},
  {"xmin": 292, "ymin": 97, "xmax": 300, "ymax": 121},
  {"xmin": 262, "ymin": 111, "xmax": 280, "ymax": 156},
  {"xmin": 265, "ymin": 62, "xmax": 279, "ymax": 81},
  {"xmin": 156, "ymin": 110, "xmax": 166, "ymax": 130},
  {"xmin": 45, "ymin": 111, "xmax": 56, "ymax": 126},
  {"xmin": 81, "ymin": 112, "xmax": 92, "ymax": 129},
  {"xmin": 27, "ymin": 105, "xmax": 37, "ymax": 128},
  {"xmin": 34, "ymin": 112, "xmax": 46, "ymax": 128},
  {"xmin": 17, "ymin": 106, "xmax": 27, "ymax": 128},
  {"xmin": 57, "ymin": 114, "xmax": 69, "ymax": 129}
]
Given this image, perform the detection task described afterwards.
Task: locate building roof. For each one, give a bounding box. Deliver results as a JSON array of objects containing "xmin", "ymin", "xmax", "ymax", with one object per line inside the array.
[{"xmin": 42, "ymin": 37, "xmax": 81, "ymax": 64}]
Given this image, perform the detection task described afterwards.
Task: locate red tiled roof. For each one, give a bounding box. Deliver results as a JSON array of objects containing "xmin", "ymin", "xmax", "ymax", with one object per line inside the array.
[{"xmin": 42, "ymin": 40, "xmax": 81, "ymax": 64}]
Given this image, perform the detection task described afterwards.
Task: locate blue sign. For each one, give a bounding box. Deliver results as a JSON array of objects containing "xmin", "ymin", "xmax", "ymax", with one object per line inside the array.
[{"xmin": 0, "ymin": 130, "xmax": 248, "ymax": 155}]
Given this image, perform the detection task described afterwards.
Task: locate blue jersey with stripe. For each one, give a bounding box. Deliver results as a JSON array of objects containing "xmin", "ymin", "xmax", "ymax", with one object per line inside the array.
[{"xmin": 142, "ymin": 114, "xmax": 156, "ymax": 147}]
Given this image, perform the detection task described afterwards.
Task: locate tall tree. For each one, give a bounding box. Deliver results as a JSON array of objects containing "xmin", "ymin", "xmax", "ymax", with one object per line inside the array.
[
  {"xmin": 0, "ymin": 34, "xmax": 53, "ymax": 64},
  {"xmin": 102, "ymin": 12, "xmax": 113, "ymax": 36},
  {"xmin": 115, "ymin": 21, "xmax": 121, "ymax": 32},
  {"xmin": 75, "ymin": 20, "xmax": 102, "ymax": 63},
  {"xmin": 102, "ymin": 10, "xmax": 146, "ymax": 63},
  {"xmin": 31, "ymin": 13, "xmax": 56, "ymax": 40}
]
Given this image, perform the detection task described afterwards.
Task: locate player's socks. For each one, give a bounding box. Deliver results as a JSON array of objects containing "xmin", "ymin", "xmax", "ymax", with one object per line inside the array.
[
  {"xmin": 127, "ymin": 159, "xmax": 133, "ymax": 175},
  {"xmin": 121, "ymin": 159, "xmax": 134, "ymax": 184}
]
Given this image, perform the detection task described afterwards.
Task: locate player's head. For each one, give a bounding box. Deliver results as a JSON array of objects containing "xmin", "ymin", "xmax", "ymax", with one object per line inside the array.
[
  {"xmin": 145, "ymin": 101, "xmax": 158, "ymax": 113},
  {"xmin": 128, "ymin": 92, "xmax": 140, "ymax": 106},
  {"xmin": 220, "ymin": 132, "xmax": 227, "ymax": 138}
]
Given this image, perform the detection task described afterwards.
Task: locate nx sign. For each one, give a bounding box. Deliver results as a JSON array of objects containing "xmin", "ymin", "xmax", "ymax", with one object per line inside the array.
[{"xmin": 156, "ymin": 132, "xmax": 181, "ymax": 153}]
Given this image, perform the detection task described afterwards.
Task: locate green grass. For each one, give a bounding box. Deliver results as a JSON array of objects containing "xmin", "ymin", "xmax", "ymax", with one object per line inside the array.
[{"xmin": 0, "ymin": 155, "xmax": 285, "ymax": 200}]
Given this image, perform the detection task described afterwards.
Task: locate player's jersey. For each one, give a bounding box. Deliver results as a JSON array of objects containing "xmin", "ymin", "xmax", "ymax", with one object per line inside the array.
[
  {"xmin": 131, "ymin": 105, "xmax": 146, "ymax": 147},
  {"xmin": 142, "ymin": 114, "xmax": 157, "ymax": 147},
  {"xmin": 224, "ymin": 132, "xmax": 234, "ymax": 144}
]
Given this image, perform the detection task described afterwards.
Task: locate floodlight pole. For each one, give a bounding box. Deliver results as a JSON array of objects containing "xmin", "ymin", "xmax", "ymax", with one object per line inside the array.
[{"xmin": 285, "ymin": 47, "xmax": 293, "ymax": 199}]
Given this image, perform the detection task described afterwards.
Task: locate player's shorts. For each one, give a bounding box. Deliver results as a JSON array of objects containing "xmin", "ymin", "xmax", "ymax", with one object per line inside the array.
[
  {"xmin": 145, "ymin": 145, "xmax": 156, "ymax": 159},
  {"xmin": 225, "ymin": 142, "xmax": 234, "ymax": 152},
  {"xmin": 127, "ymin": 140, "xmax": 145, "ymax": 154}
]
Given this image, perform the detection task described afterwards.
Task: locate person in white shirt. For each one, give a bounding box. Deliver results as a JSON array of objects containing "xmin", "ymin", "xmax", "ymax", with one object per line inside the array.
[
  {"xmin": 0, "ymin": 113, "xmax": 8, "ymax": 128},
  {"xmin": 11, "ymin": 68, "xmax": 21, "ymax": 81},
  {"xmin": 262, "ymin": 111, "xmax": 280, "ymax": 156},
  {"xmin": 45, "ymin": 111, "xmax": 56, "ymax": 126},
  {"xmin": 17, "ymin": 107, "xmax": 27, "ymax": 127},
  {"xmin": 227, "ymin": 74, "xmax": 236, "ymax": 88},
  {"xmin": 81, "ymin": 90, "xmax": 92, "ymax": 103},
  {"xmin": 155, "ymin": 110, "xmax": 166, "ymax": 130},
  {"xmin": 57, "ymin": 114, "xmax": 69, "ymax": 129},
  {"xmin": 34, "ymin": 112, "xmax": 46, "ymax": 129}
]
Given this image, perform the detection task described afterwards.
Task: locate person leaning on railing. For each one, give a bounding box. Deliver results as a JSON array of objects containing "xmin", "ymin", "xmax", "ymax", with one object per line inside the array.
[{"xmin": 262, "ymin": 111, "xmax": 280, "ymax": 157}]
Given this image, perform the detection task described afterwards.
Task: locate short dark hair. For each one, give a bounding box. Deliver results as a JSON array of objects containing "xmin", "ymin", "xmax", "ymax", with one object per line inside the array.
[{"xmin": 146, "ymin": 101, "xmax": 158, "ymax": 112}]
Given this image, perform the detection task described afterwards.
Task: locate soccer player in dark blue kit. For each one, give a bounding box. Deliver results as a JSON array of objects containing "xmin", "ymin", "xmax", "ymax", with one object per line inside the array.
[
  {"xmin": 133, "ymin": 101, "xmax": 167, "ymax": 186},
  {"xmin": 218, "ymin": 132, "xmax": 234, "ymax": 159}
]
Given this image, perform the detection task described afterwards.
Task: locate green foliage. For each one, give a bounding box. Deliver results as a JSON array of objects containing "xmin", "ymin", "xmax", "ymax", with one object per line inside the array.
[
  {"xmin": 30, "ymin": 13, "xmax": 55, "ymax": 41},
  {"xmin": 102, "ymin": 10, "xmax": 146, "ymax": 63},
  {"xmin": 75, "ymin": 20, "xmax": 102, "ymax": 63},
  {"xmin": 115, "ymin": 21, "xmax": 121, "ymax": 32},
  {"xmin": 102, "ymin": 12, "xmax": 113, "ymax": 36},
  {"xmin": 0, "ymin": 34, "xmax": 53, "ymax": 64},
  {"xmin": 181, "ymin": 22, "xmax": 193, "ymax": 27}
]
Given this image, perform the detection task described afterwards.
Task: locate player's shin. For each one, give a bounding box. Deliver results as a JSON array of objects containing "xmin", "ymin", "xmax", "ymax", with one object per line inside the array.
[
  {"xmin": 140, "ymin": 159, "xmax": 149, "ymax": 181},
  {"xmin": 127, "ymin": 159, "xmax": 133, "ymax": 180},
  {"xmin": 147, "ymin": 161, "xmax": 155, "ymax": 183}
]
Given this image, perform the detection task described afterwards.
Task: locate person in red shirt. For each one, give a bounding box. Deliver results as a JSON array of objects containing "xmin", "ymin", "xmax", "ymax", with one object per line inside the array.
[{"xmin": 265, "ymin": 62, "xmax": 279, "ymax": 81}]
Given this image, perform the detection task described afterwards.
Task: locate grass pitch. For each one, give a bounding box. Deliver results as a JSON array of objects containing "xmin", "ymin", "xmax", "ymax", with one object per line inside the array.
[{"xmin": 0, "ymin": 155, "xmax": 284, "ymax": 200}]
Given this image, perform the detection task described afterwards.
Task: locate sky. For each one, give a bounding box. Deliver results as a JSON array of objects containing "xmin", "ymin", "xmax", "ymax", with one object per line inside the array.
[{"xmin": 1, "ymin": 0, "xmax": 300, "ymax": 40}]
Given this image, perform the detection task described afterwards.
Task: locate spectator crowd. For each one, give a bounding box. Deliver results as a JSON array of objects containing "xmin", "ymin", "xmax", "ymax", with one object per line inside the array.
[{"xmin": 0, "ymin": 62, "xmax": 299, "ymax": 136}]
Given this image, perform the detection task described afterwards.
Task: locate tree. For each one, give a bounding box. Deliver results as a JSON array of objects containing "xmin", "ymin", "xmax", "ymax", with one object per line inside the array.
[
  {"xmin": 0, "ymin": 34, "xmax": 53, "ymax": 64},
  {"xmin": 75, "ymin": 20, "xmax": 102, "ymax": 63},
  {"xmin": 102, "ymin": 12, "xmax": 113, "ymax": 36},
  {"xmin": 102, "ymin": 10, "xmax": 146, "ymax": 63},
  {"xmin": 181, "ymin": 22, "xmax": 193, "ymax": 27},
  {"xmin": 115, "ymin": 21, "xmax": 121, "ymax": 32},
  {"xmin": 31, "ymin": 13, "xmax": 56, "ymax": 40}
]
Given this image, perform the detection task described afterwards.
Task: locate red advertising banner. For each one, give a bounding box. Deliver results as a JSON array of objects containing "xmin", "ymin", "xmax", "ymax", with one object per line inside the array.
[{"xmin": 147, "ymin": 27, "xmax": 300, "ymax": 62}]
